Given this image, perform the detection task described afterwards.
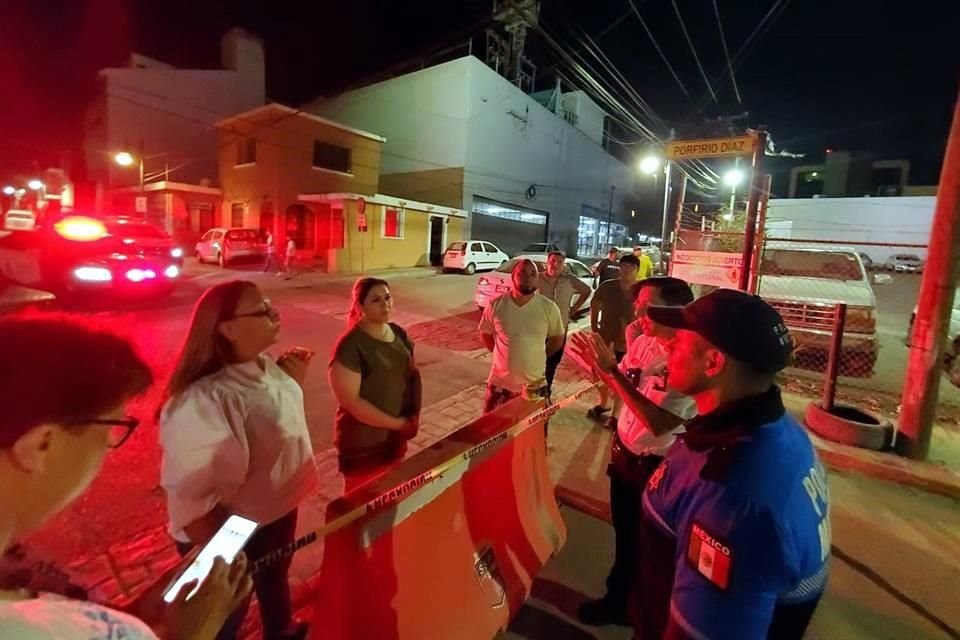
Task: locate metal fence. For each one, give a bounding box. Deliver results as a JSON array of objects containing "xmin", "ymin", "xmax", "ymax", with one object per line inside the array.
[{"xmin": 670, "ymin": 206, "xmax": 956, "ymax": 408}]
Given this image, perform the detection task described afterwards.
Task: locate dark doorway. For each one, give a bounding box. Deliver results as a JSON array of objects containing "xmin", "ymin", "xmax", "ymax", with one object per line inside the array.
[
  {"xmin": 429, "ymin": 216, "xmax": 445, "ymax": 265},
  {"xmin": 284, "ymin": 204, "xmax": 316, "ymax": 251}
]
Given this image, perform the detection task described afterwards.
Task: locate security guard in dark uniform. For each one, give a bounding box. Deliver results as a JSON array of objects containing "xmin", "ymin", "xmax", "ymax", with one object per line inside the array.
[{"xmin": 636, "ymin": 289, "xmax": 829, "ymax": 640}]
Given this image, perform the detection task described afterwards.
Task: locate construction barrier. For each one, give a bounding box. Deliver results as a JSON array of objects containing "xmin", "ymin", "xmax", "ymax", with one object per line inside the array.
[{"xmin": 297, "ymin": 385, "xmax": 597, "ymax": 640}]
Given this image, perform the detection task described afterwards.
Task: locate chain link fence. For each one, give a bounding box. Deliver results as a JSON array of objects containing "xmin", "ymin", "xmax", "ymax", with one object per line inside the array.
[{"xmin": 670, "ymin": 205, "xmax": 960, "ymax": 412}]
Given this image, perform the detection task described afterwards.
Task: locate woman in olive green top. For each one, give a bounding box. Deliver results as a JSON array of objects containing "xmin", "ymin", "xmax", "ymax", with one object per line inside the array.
[{"xmin": 328, "ymin": 277, "xmax": 422, "ymax": 473}]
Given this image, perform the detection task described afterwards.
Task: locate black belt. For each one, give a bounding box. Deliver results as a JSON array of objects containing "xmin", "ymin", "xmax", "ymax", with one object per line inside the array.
[{"xmin": 611, "ymin": 432, "xmax": 653, "ymax": 464}]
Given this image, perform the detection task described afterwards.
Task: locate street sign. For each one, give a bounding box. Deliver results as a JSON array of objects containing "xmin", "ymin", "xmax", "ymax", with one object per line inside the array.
[
  {"xmin": 135, "ymin": 196, "xmax": 147, "ymax": 213},
  {"xmin": 665, "ymin": 135, "xmax": 758, "ymax": 161},
  {"xmin": 670, "ymin": 250, "xmax": 742, "ymax": 289}
]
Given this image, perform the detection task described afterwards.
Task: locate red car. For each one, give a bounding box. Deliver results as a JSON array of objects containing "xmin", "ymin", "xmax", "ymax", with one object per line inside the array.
[{"xmin": 0, "ymin": 213, "xmax": 183, "ymax": 298}]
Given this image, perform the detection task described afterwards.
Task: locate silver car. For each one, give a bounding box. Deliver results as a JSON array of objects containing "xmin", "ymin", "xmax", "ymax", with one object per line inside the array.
[
  {"xmin": 196, "ymin": 228, "xmax": 265, "ymax": 267},
  {"xmin": 884, "ymin": 254, "xmax": 924, "ymax": 273}
]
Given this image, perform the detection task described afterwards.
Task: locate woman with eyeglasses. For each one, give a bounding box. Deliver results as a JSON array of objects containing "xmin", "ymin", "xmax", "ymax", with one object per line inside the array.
[
  {"xmin": 328, "ymin": 278, "xmax": 422, "ymax": 478},
  {"xmin": 159, "ymin": 280, "xmax": 318, "ymax": 640},
  {"xmin": 0, "ymin": 314, "xmax": 251, "ymax": 639}
]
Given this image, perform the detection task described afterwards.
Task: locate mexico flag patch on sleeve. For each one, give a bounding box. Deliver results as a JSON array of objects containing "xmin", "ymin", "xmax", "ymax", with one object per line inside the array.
[{"xmin": 687, "ymin": 521, "xmax": 732, "ymax": 590}]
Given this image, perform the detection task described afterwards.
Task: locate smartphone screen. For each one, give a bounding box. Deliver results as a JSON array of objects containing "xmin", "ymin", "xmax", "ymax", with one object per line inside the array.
[{"xmin": 162, "ymin": 515, "xmax": 258, "ymax": 603}]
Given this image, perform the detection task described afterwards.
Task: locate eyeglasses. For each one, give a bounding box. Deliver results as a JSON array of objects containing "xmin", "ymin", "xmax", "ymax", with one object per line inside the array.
[
  {"xmin": 233, "ymin": 301, "xmax": 278, "ymax": 320},
  {"xmin": 76, "ymin": 416, "xmax": 141, "ymax": 448}
]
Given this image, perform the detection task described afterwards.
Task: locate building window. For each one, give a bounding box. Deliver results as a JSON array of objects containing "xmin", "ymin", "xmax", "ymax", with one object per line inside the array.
[
  {"xmin": 313, "ymin": 141, "xmax": 351, "ymax": 174},
  {"xmin": 231, "ymin": 203, "xmax": 245, "ymax": 228},
  {"xmin": 382, "ymin": 207, "xmax": 403, "ymax": 239},
  {"xmin": 236, "ymin": 138, "xmax": 256, "ymax": 166}
]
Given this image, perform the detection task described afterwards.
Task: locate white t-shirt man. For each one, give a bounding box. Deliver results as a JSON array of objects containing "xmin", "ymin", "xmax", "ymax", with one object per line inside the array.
[
  {"xmin": 0, "ymin": 596, "xmax": 158, "ymax": 639},
  {"xmin": 617, "ymin": 333, "xmax": 697, "ymax": 456},
  {"xmin": 479, "ymin": 293, "xmax": 565, "ymax": 391}
]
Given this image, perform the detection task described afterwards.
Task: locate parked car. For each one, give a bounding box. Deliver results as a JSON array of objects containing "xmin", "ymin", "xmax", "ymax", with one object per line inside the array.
[
  {"xmin": 517, "ymin": 242, "xmax": 562, "ymax": 257},
  {"xmin": 474, "ymin": 255, "xmax": 596, "ymax": 312},
  {"xmin": 195, "ymin": 228, "xmax": 265, "ymax": 267},
  {"xmin": 3, "ymin": 208, "xmax": 36, "ymax": 231},
  {"xmin": 885, "ymin": 254, "xmax": 924, "ymax": 273},
  {"xmin": 757, "ymin": 242, "xmax": 888, "ymax": 377},
  {"xmin": 442, "ymin": 240, "xmax": 509, "ymax": 275},
  {"xmin": 858, "ymin": 252, "xmax": 874, "ymax": 271},
  {"xmin": 0, "ymin": 213, "xmax": 183, "ymax": 297},
  {"xmin": 907, "ymin": 289, "xmax": 960, "ymax": 387}
]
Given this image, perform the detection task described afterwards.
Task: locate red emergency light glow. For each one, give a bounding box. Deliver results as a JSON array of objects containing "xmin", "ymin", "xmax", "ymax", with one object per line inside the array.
[
  {"xmin": 125, "ymin": 268, "xmax": 157, "ymax": 283},
  {"xmin": 54, "ymin": 216, "xmax": 108, "ymax": 242},
  {"xmin": 74, "ymin": 266, "xmax": 112, "ymax": 282}
]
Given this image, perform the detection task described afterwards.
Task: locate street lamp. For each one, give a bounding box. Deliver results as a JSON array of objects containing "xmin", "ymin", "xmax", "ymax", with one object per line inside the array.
[
  {"xmin": 27, "ymin": 179, "xmax": 44, "ymax": 191},
  {"xmin": 2, "ymin": 186, "xmax": 14, "ymax": 196},
  {"xmin": 639, "ymin": 155, "xmax": 661, "ymax": 175},
  {"xmin": 723, "ymin": 169, "xmax": 745, "ymax": 188},
  {"xmin": 114, "ymin": 151, "xmax": 135, "ymax": 167}
]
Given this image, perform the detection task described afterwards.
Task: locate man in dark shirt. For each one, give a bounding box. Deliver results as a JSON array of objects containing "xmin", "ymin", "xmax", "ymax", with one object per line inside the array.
[
  {"xmin": 592, "ymin": 246, "xmax": 621, "ymax": 284},
  {"xmin": 587, "ymin": 254, "xmax": 640, "ymax": 428}
]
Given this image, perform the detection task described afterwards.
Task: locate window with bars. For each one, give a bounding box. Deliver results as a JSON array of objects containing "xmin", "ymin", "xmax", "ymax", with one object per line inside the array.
[
  {"xmin": 231, "ymin": 203, "xmax": 245, "ymax": 228},
  {"xmin": 382, "ymin": 208, "xmax": 403, "ymax": 239},
  {"xmin": 313, "ymin": 141, "xmax": 351, "ymax": 174},
  {"xmin": 236, "ymin": 138, "xmax": 256, "ymax": 165}
]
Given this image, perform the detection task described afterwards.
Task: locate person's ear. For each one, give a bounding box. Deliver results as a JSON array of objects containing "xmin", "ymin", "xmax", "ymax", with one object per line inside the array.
[
  {"xmin": 10, "ymin": 425, "xmax": 56, "ymax": 473},
  {"xmin": 217, "ymin": 319, "xmax": 237, "ymax": 344},
  {"xmin": 704, "ymin": 348, "xmax": 727, "ymax": 378}
]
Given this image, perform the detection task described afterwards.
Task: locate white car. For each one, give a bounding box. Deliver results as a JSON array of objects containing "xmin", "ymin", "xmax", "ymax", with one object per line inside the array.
[
  {"xmin": 196, "ymin": 228, "xmax": 265, "ymax": 267},
  {"xmin": 442, "ymin": 240, "xmax": 509, "ymax": 275},
  {"xmin": 474, "ymin": 255, "xmax": 596, "ymax": 312},
  {"xmin": 907, "ymin": 289, "xmax": 960, "ymax": 386},
  {"xmin": 885, "ymin": 254, "xmax": 924, "ymax": 273}
]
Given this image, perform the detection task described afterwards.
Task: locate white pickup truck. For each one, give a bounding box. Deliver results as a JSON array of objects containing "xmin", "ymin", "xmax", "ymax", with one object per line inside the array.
[{"xmin": 757, "ymin": 241, "xmax": 889, "ymax": 377}]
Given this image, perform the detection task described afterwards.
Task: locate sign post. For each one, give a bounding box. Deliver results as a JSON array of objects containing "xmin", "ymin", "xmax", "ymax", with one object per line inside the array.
[
  {"xmin": 665, "ymin": 134, "xmax": 758, "ymax": 161},
  {"xmin": 739, "ymin": 129, "xmax": 768, "ymax": 291}
]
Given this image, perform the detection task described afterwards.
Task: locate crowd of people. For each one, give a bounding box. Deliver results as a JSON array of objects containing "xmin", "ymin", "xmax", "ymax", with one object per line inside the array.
[{"xmin": 0, "ymin": 243, "xmax": 830, "ymax": 640}]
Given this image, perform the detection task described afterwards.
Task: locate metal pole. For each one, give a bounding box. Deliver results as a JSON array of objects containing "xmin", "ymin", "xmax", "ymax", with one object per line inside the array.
[
  {"xmin": 897, "ymin": 91, "xmax": 960, "ymax": 460},
  {"xmin": 659, "ymin": 161, "xmax": 672, "ymax": 257},
  {"xmin": 822, "ymin": 303, "xmax": 847, "ymax": 412},
  {"xmin": 139, "ymin": 139, "xmax": 146, "ymax": 221},
  {"xmin": 606, "ymin": 184, "xmax": 615, "ymax": 249},
  {"xmin": 738, "ymin": 130, "xmax": 767, "ymax": 291},
  {"xmin": 748, "ymin": 174, "xmax": 773, "ymax": 294}
]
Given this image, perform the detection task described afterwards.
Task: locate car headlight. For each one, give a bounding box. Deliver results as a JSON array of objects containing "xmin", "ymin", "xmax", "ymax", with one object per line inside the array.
[
  {"xmin": 170, "ymin": 247, "xmax": 184, "ymax": 258},
  {"xmin": 73, "ymin": 266, "xmax": 112, "ymax": 282},
  {"xmin": 845, "ymin": 306, "xmax": 876, "ymax": 333}
]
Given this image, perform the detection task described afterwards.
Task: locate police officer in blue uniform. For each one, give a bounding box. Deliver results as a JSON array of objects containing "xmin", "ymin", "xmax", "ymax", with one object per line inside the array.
[{"xmin": 636, "ymin": 289, "xmax": 830, "ymax": 640}]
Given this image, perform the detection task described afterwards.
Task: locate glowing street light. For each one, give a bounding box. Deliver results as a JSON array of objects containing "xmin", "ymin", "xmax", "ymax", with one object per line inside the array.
[
  {"xmin": 639, "ymin": 155, "xmax": 661, "ymax": 175},
  {"xmin": 114, "ymin": 151, "xmax": 136, "ymax": 167},
  {"xmin": 723, "ymin": 169, "xmax": 745, "ymax": 188},
  {"xmin": 27, "ymin": 179, "xmax": 44, "ymax": 191},
  {"xmin": 2, "ymin": 186, "xmax": 14, "ymax": 196}
]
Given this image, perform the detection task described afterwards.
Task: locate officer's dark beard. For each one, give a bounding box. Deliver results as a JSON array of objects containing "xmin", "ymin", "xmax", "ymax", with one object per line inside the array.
[{"xmin": 517, "ymin": 284, "xmax": 537, "ymax": 295}]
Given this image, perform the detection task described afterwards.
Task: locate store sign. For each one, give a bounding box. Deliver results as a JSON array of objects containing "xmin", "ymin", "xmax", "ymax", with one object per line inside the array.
[
  {"xmin": 670, "ymin": 250, "xmax": 742, "ymax": 288},
  {"xmin": 665, "ymin": 135, "xmax": 758, "ymax": 160},
  {"xmin": 135, "ymin": 196, "xmax": 147, "ymax": 213}
]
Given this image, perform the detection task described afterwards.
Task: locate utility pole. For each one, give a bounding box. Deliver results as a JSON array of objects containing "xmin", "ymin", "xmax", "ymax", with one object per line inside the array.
[
  {"xmin": 748, "ymin": 173, "xmax": 773, "ymax": 294},
  {"xmin": 659, "ymin": 161, "xmax": 672, "ymax": 257},
  {"xmin": 606, "ymin": 184, "xmax": 616, "ymax": 250},
  {"xmin": 897, "ymin": 92, "xmax": 960, "ymax": 460},
  {"xmin": 738, "ymin": 128, "xmax": 768, "ymax": 291}
]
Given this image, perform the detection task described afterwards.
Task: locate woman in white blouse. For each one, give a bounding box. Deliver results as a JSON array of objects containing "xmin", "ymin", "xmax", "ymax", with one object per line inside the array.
[{"xmin": 159, "ymin": 280, "xmax": 318, "ymax": 640}]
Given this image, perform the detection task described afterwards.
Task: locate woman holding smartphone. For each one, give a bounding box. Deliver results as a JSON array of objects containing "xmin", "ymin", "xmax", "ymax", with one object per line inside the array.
[
  {"xmin": 159, "ymin": 280, "xmax": 318, "ymax": 640},
  {"xmin": 0, "ymin": 314, "xmax": 250, "ymax": 640},
  {"xmin": 328, "ymin": 277, "xmax": 422, "ymax": 477}
]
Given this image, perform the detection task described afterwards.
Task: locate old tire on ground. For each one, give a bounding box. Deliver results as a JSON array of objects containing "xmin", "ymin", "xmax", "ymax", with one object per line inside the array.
[
  {"xmin": 464, "ymin": 262, "xmax": 476, "ymax": 275},
  {"xmin": 804, "ymin": 402, "xmax": 893, "ymax": 451}
]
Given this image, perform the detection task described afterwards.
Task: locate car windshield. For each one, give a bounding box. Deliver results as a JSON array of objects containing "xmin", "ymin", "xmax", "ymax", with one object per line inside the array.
[
  {"xmin": 448, "ymin": 242, "xmax": 466, "ymax": 251},
  {"xmin": 105, "ymin": 221, "xmax": 166, "ymax": 238},
  {"xmin": 522, "ymin": 244, "xmax": 548, "ymax": 252},
  {"xmin": 227, "ymin": 229, "xmax": 259, "ymax": 240},
  {"xmin": 898, "ymin": 255, "xmax": 921, "ymax": 262},
  {"xmin": 496, "ymin": 258, "xmax": 546, "ymax": 273},
  {"xmin": 761, "ymin": 249, "xmax": 865, "ymax": 281}
]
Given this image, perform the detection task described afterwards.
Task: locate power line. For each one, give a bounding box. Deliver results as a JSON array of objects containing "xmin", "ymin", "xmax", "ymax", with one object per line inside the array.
[
  {"xmin": 625, "ymin": 0, "xmax": 690, "ymax": 97},
  {"xmin": 670, "ymin": 0, "xmax": 718, "ymax": 103},
  {"xmin": 711, "ymin": 0, "xmax": 742, "ymax": 104}
]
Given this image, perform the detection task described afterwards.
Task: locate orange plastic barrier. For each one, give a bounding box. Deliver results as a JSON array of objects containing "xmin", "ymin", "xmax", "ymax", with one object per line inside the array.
[{"xmin": 306, "ymin": 395, "xmax": 569, "ymax": 640}]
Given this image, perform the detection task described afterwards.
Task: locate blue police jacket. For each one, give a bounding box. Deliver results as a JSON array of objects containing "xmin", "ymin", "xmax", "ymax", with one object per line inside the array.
[{"xmin": 637, "ymin": 386, "xmax": 830, "ymax": 640}]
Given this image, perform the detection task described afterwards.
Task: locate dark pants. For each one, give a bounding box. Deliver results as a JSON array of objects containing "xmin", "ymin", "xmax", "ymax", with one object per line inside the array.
[
  {"xmin": 545, "ymin": 336, "xmax": 567, "ymax": 395},
  {"xmin": 605, "ymin": 441, "xmax": 664, "ymax": 609},
  {"xmin": 176, "ymin": 509, "xmax": 298, "ymax": 640},
  {"xmin": 263, "ymin": 253, "xmax": 281, "ymax": 272}
]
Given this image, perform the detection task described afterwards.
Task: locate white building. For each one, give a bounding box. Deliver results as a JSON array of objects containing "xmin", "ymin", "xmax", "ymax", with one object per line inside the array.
[
  {"xmin": 305, "ymin": 55, "xmax": 637, "ymax": 258},
  {"xmin": 84, "ymin": 28, "xmax": 265, "ymax": 190}
]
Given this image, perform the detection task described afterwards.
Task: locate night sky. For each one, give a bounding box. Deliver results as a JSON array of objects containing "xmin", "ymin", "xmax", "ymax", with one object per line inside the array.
[{"xmin": 0, "ymin": 0, "xmax": 957, "ymax": 191}]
